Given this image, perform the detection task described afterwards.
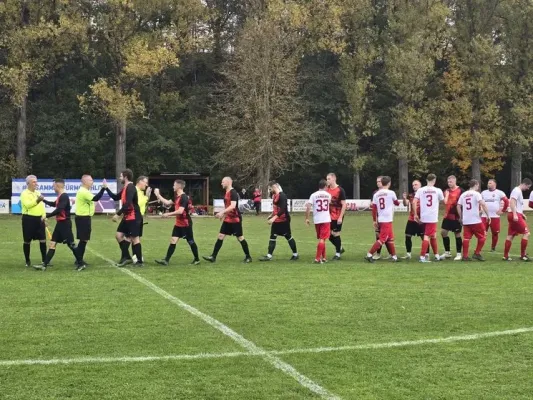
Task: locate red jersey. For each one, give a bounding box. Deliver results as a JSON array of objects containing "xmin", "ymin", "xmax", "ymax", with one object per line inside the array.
[
  {"xmin": 272, "ymin": 192, "xmax": 289, "ymax": 223},
  {"xmin": 253, "ymin": 190, "xmax": 262, "ymax": 202},
  {"xmin": 224, "ymin": 188, "xmax": 241, "ymax": 223},
  {"xmin": 326, "ymin": 185, "xmax": 346, "ymax": 221},
  {"xmin": 120, "ymin": 183, "xmax": 138, "ymax": 221},
  {"xmin": 408, "ymin": 193, "xmax": 420, "ymax": 222},
  {"xmin": 174, "ymin": 193, "xmax": 190, "ymax": 227},
  {"xmin": 444, "ymin": 186, "xmax": 463, "ymax": 220}
]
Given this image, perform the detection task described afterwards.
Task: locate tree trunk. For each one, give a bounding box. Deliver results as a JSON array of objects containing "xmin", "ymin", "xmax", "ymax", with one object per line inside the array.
[
  {"xmin": 353, "ymin": 171, "xmax": 360, "ymax": 199},
  {"xmin": 398, "ymin": 158, "xmax": 409, "ymax": 196},
  {"xmin": 471, "ymin": 157, "xmax": 481, "ymax": 182},
  {"xmin": 115, "ymin": 119, "xmax": 127, "ymax": 189},
  {"xmin": 510, "ymin": 143, "xmax": 522, "ymax": 189},
  {"xmin": 16, "ymin": 96, "xmax": 27, "ymax": 176}
]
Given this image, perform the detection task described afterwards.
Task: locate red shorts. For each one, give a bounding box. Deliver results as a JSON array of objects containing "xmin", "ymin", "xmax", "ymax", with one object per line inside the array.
[
  {"xmin": 422, "ymin": 222, "xmax": 437, "ymax": 238},
  {"xmin": 378, "ymin": 222, "xmax": 394, "ymax": 242},
  {"xmin": 481, "ymin": 217, "xmax": 501, "ymax": 233},
  {"xmin": 507, "ymin": 213, "xmax": 529, "ymax": 236},
  {"xmin": 315, "ymin": 223, "xmax": 331, "ymax": 240},
  {"xmin": 463, "ymin": 223, "xmax": 486, "ymax": 240}
]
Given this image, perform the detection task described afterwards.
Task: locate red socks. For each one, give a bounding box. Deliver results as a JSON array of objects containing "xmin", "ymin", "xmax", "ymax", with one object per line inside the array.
[
  {"xmin": 420, "ymin": 240, "xmax": 429, "ymax": 257},
  {"xmin": 430, "ymin": 238, "xmax": 438, "ymax": 255},
  {"xmin": 369, "ymin": 241, "xmax": 382, "ymax": 255},
  {"xmin": 474, "ymin": 237, "xmax": 486, "ymax": 255},
  {"xmin": 316, "ymin": 242, "xmax": 326, "ymax": 260},
  {"xmin": 504, "ymin": 240, "xmax": 512, "ymax": 258},
  {"xmin": 521, "ymin": 239, "xmax": 528, "ymax": 257},
  {"xmin": 385, "ymin": 241, "xmax": 396, "ymax": 257},
  {"xmin": 491, "ymin": 233, "xmax": 498, "ymax": 250},
  {"xmin": 463, "ymin": 239, "xmax": 470, "ymax": 258}
]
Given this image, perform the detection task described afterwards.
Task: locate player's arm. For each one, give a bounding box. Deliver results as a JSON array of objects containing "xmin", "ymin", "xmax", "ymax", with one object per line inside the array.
[
  {"xmin": 42, "ymin": 198, "xmax": 56, "ymax": 207},
  {"xmin": 46, "ymin": 193, "xmax": 68, "ymax": 218},
  {"xmin": 338, "ymin": 188, "xmax": 347, "ymax": 223},
  {"xmin": 480, "ymin": 200, "xmax": 490, "ymax": 223},
  {"xmin": 91, "ymin": 187, "xmax": 106, "ymax": 202},
  {"xmin": 444, "ymin": 189, "xmax": 450, "ymax": 204},
  {"xmin": 510, "ymin": 197, "xmax": 518, "ymax": 221},
  {"xmin": 393, "ymin": 192, "xmax": 400, "ymax": 206},
  {"xmin": 105, "ymin": 187, "xmax": 121, "ymax": 201},
  {"xmin": 154, "ymin": 188, "xmax": 173, "ymax": 206},
  {"xmin": 402, "ymin": 192, "xmax": 409, "ymax": 207},
  {"xmin": 412, "ymin": 196, "xmax": 420, "ymax": 222},
  {"xmin": 501, "ymin": 196, "xmax": 509, "ymax": 214},
  {"xmin": 117, "ymin": 186, "xmax": 135, "ymax": 216},
  {"xmin": 223, "ymin": 191, "xmax": 238, "ymax": 214},
  {"xmin": 270, "ymin": 193, "xmax": 287, "ymax": 223},
  {"xmin": 456, "ymin": 201, "xmax": 462, "ymax": 221},
  {"xmin": 21, "ymin": 191, "xmax": 43, "ymax": 210},
  {"xmin": 305, "ymin": 197, "xmax": 312, "ymax": 225},
  {"xmin": 163, "ymin": 194, "xmax": 187, "ymax": 218}
]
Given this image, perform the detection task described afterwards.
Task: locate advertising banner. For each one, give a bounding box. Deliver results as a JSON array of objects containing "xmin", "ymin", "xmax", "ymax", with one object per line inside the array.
[
  {"xmin": 11, "ymin": 179, "xmax": 118, "ymax": 214},
  {"xmin": 0, "ymin": 199, "xmax": 9, "ymax": 214}
]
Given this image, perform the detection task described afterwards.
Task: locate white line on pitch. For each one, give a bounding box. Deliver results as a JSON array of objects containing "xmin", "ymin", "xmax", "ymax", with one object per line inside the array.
[
  {"xmin": 87, "ymin": 248, "xmax": 340, "ymax": 400},
  {"xmin": 2, "ymin": 326, "xmax": 532, "ymax": 367}
]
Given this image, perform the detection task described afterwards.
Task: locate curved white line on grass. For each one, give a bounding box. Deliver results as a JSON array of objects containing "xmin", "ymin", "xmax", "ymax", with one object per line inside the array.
[
  {"xmin": 2, "ymin": 326, "xmax": 532, "ymax": 367},
  {"xmin": 87, "ymin": 248, "xmax": 341, "ymax": 400}
]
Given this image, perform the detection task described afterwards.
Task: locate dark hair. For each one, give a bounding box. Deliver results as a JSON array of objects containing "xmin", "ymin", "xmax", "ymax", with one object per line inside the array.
[
  {"xmin": 327, "ymin": 173, "xmax": 336, "ymax": 178},
  {"xmin": 488, "ymin": 179, "xmax": 496, "ymax": 184},
  {"xmin": 427, "ymin": 173, "xmax": 437, "ymax": 182},
  {"xmin": 136, "ymin": 175, "xmax": 148, "ymax": 184},
  {"xmin": 522, "ymin": 178, "xmax": 532, "ymax": 186},
  {"xmin": 268, "ymin": 181, "xmax": 278, "ymax": 187},
  {"xmin": 121, "ymin": 169, "xmax": 133, "ymax": 182},
  {"xmin": 469, "ymin": 179, "xmax": 479, "ymax": 189},
  {"xmin": 54, "ymin": 178, "xmax": 65, "ymax": 184},
  {"xmin": 381, "ymin": 176, "xmax": 391, "ymax": 186},
  {"xmin": 175, "ymin": 179, "xmax": 186, "ymax": 188},
  {"xmin": 318, "ymin": 179, "xmax": 327, "ymax": 189}
]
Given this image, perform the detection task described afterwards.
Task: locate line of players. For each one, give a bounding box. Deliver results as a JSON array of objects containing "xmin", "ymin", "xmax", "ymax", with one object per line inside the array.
[{"xmin": 365, "ymin": 174, "xmax": 533, "ymax": 263}]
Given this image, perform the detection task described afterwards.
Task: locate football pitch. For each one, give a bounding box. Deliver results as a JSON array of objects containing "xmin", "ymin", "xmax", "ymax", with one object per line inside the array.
[{"xmin": 1, "ymin": 213, "xmax": 533, "ymax": 399}]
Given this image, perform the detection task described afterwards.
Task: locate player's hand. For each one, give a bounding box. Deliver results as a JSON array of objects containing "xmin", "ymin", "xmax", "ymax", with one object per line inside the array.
[
  {"xmin": 162, "ymin": 213, "xmax": 170, "ymax": 219},
  {"xmin": 402, "ymin": 192, "xmax": 407, "ymax": 200},
  {"xmin": 305, "ymin": 218, "xmax": 310, "ymax": 226},
  {"xmin": 268, "ymin": 217, "xmax": 276, "ymax": 225},
  {"xmin": 37, "ymin": 195, "xmax": 44, "ymax": 203},
  {"xmin": 154, "ymin": 188, "xmax": 160, "ymax": 196},
  {"xmin": 373, "ymin": 221, "xmax": 378, "ymax": 230},
  {"xmin": 112, "ymin": 214, "xmax": 120, "ymax": 223},
  {"xmin": 487, "ymin": 217, "xmax": 491, "ymax": 225},
  {"xmin": 337, "ymin": 216, "xmax": 343, "ymax": 225},
  {"xmin": 102, "ymin": 179, "xmax": 108, "ymax": 188},
  {"xmin": 215, "ymin": 212, "xmax": 224, "ymax": 220},
  {"xmin": 523, "ymin": 214, "xmax": 527, "ymax": 221},
  {"xmin": 146, "ymin": 187, "xmax": 152, "ymax": 197},
  {"xmin": 513, "ymin": 214, "xmax": 519, "ymax": 222},
  {"xmin": 414, "ymin": 216, "xmax": 420, "ymax": 223}
]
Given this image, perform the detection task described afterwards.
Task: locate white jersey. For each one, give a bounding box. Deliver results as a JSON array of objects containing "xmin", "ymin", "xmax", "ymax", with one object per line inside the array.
[
  {"xmin": 510, "ymin": 187, "xmax": 524, "ymax": 215},
  {"xmin": 414, "ymin": 186, "xmax": 444, "ymax": 223},
  {"xmin": 307, "ymin": 190, "xmax": 332, "ymax": 224},
  {"xmin": 458, "ymin": 190, "xmax": 483, "ymax": 225},
  {"xmin": 372, "ymin": 189, "xmax": 398, "ymax": 223},
  {"xmin": 481, "ymin": 189, "xmax": 507, "ymax": 218}
]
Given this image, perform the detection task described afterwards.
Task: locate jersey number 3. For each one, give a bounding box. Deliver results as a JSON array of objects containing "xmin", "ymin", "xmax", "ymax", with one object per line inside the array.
[
  {"xmin": 426, "ymin": 195, "xmax": 433, "ymax": 207},
  {"xmin": 316, "ymin": 199, "xmax": 329, "ymax": 212}
]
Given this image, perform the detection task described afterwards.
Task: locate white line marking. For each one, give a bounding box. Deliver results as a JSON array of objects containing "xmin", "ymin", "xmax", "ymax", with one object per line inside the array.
[
  {"xmin": 2, "ymin": 326, "xmax": 532, "ymax": 367},
  {"xmin": 87, "ymin": 248, "xmax": 340, "ymax": 400}
]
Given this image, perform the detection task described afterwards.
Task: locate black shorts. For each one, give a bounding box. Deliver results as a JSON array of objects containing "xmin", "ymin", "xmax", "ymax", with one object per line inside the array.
[
  {"xmin": 441, "ymin": 218, "xmax": 462, "ymax": 233},
  {"xmin": 271, "ymin": 221, "xmax": 291, "ymax": 236},
  {"xmin": 52, "ymin": 220, "xmax": 75, "ymax": 244},
  {"xmin": 405, "ymin": 220, "xmax": 424, "ymax": 237},
  {"xmin": 75, "ymin": 216, "xmax": 92, "ymax": 241},
  {"xmin": 331, "ymin": 220, "xmax": 343, "ymax": 233},
  {"xmin": 137, "ymin": 216, "xmax": 144, "ymax": 237},
  {"xmin": 172, "ymin": 225, "xmax": 194, "ymax": 240},
  {"xmin": 117, "ymin": 219, "xmax": 141, "ymax": 238},
  {"xmin": 22, "ymin": 215, "xmax": 46, "ymax": 242},
  {"xmin": 220, "ymin": 221, "xmax": 243, "ymax": 237}
]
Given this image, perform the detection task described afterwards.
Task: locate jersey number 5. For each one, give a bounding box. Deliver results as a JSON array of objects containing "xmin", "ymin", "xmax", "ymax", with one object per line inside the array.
[
  {"xmin": 465, "ymin": 197, "xmax": 472, "ymax": 210},
  {"xmin": 316, "ymin": 199, "xmax": 329, "ymax": 212}
]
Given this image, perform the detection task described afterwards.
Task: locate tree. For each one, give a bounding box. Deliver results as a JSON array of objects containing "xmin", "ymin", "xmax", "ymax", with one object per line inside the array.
[
  {"xmin": 0, "ymin": 1, "xmax": 85, "ymax": 175},
  {"xmin": 212, "ymin": 15, "xmax": 314, "ymax": 192}
]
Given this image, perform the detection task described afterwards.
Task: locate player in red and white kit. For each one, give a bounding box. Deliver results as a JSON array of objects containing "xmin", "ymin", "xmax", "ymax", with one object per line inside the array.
[
  {"xmin": 481, "ymin": 179, "xmax": 509, "ymax": 251},
  {"xmin": 457, "ymin": 179, "xmax": 491, "ymax": 261},
  {"xmin": 413, "ymin": 174, "xmax": 445, "ymax": 263},
  {"xmin": 503, "ymin": 178, "xmax": 532, "ymax": 261},
  {"xmin": 306, "ymin": 179, "xmax": 332, "ymax": 264},
  {"xmin": 401, "ymin": 179, "xmax": 425, "ymax": 259},
  {"xmin": 441, "ymin": 175, "xmax": 464, "ymax": 261},
  {"xmin": 326, "ymin": 173, "xmax": 347, "ymax": 260},
  {"xmin": 365, "ymin": 176, "xmax": 400, "ymax": 263}
]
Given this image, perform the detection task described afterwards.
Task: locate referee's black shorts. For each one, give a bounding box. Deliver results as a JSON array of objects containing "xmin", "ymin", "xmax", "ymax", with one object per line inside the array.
[
  {"xmin": 75, "ymin": 216, "xmax": 92, "ymax": 241},
  {"xmin": 52, "ymin": 220, "xmax": 75, "ymax": 244},
  {"xmin": 22, "ymin": 215, "xmax": 46, "ymax": 242}
]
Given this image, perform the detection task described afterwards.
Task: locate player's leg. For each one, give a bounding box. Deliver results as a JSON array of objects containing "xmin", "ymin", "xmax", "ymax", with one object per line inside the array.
[
  {"xmin": 490, "ymin": 218, "xmax": 500, "ymax": 251},
  {"xmin": 454, "ymin": 225, "xmax": 463, "ymax": 260},
  {"xmin": 22, "ymin": 216, "xmax": 33, "ymax": 266},
  {"xmin": 314, "ymin": 223, "xmax": 328, "ymax": 263},
  {"xmin": 203, "ymin": 224, "xmax": 227, "ymax": 262},
  {"xmin": 261, "ymin": 224, "xmax": 278, "ymax": 261},
  {"xmin": 472, "ymin": 224, "xmax": 487, "ymax": 261},
  {"xmin": 34, "ymin": 240, "xmax": 56, "ymax": 270},
  {"xmin": 75, "ymin": 216, "xmax": 91, "ymax": 268},
  {"xmin": 115, "ymin": 219, "xmax": 132, "ymax": 265},
  {"xmin": 186, "ymin": 227, "xmax": 200, "ymax": 264},
  {"xmin": 430, "ymin": 230, "xmax": 440, "ymax": 260},
  {"xmin": 366, "ymin": 223, "xmax": 384, "ymax": 262},
  {"xmin": 130, "ymin": 235, "xmax": 143, "ymax": 266},
  {"xmin": 503, "ymin": 214, "xmax": 515, "ymax": 261},
  {"xmin": 373, "ymin": 227, "xmax": 382, "ymax": 259},
  {"xmin": 519, "ymin": 217, "xmax": 530, "ymax": 261},
  {"xmin": 441, "ymin": 220, "xmax": 451, "ymax": 258},
  {"xmin": 284, "ymin": 222, "xmax": 298, "ymax": 260},
  {"xmin": 402, "ymin": 221, "xmax": 416, "ymax": 259},
  {"xmin": 155, "ymin": 228, "xmax": 180, "ymax": 265},
  {"xmin": 462, "ymin": 225, "xmax": 472, "ymax": 260},
  {"xmin": 330, "ymin": 221, "xmax": 343, "ymax": 260}
]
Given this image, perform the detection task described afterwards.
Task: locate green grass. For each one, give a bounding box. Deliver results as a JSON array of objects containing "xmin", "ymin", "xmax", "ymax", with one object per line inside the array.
[{"xmin": 1, "ymin": 213, "xmax": 532, "ymax": 399}]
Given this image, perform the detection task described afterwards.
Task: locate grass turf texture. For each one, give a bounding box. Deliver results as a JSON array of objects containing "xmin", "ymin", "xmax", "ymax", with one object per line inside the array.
[{"xmin": 1, "ymin": 213, "xmax": 532, "ymax": 399}]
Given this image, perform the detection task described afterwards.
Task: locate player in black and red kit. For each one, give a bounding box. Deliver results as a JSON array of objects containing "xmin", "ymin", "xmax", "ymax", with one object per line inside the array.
[
  {"xmin": 401, "ymin": 179, "xmax": 425, "ymax": 259},
  {"xmin": 33, "ymin": 179, "xmax": 83, "ymax": 271},
  {"xmin": 441, "ymin": 175, "xmax": 463, "ymax": 260},
  {"xmin": 259, "ymin": 182, "xmax": 298, "ymax": 261},
  {"xmin": 105, "ymin": 169, "xmax": 143, "ymax": 267},
  {"xmin": 154, "ymin": 180, "xmax": 200, "ymax": 265},
  {"xmin": 203, "ymin": 177, "xmax": 252, "ymax": 263},
  {"xmin": 326, "ymin": 173, "xmax": 347, "ymax": 260}
]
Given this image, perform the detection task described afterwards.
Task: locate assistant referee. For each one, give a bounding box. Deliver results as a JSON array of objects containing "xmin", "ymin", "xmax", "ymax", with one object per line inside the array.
[
  {"xmin": 74, "ymin": 175, "xmax": 106, "ymax": 268},
  {"xmin": 21, "ymin": 175, "xmax": 47, "ymax": 267}
]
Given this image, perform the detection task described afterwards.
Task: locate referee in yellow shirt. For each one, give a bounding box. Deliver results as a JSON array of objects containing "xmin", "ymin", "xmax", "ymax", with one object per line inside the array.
[
  {"xmin": 75, "ymin": 175, "xmax": 106, "ymax": 269},
  {"xmin": 131, "ymin": 176, "xmax": 150, "ymax": 263},
  {"xmin": 21, "ymin": 175, "xmax": 47, "ymax": 267}
]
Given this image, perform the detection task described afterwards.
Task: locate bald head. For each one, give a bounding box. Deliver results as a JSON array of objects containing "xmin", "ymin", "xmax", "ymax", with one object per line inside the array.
[
  {"xmin": 221, "ymin": 176, "xmax": 233, "ymax": 190},
  {"xmin": 81, "ymin": 174, "xmax": 94, "ymax": 189}
]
